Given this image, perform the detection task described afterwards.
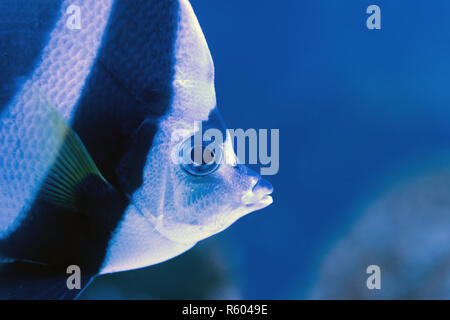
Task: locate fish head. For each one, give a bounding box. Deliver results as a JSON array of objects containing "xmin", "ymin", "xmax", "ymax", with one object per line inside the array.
[
  {"xmin": 134, "ymin": 113, "xmax": 274, "ymax": 245},
  {"xmin": 155, "ymin": 116, "xmax": 274, "ymax": 244},
  {"xmin": 130, "ymin": 0, "xmax": 274, "ymax": 245}
]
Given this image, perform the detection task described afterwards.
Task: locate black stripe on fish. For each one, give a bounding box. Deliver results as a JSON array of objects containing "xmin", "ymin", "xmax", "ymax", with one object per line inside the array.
[
  {"xmin": 0, "ymin": 0, "xmax": 180, "ymax": 299},
  {"xmin": 71, "ymin": 0, "xmax": 180, "ymax": 189},
  {"xmin": 0, "ymin": 260, "xmax": 94, "ymax": 300},
  {"xmin": 0, "ymin": 0, "xmax": 63, "ymax": 113},
  {"xmin": 0, "ymin": 119, "xmax": 130, "ymax": 298},
  {"xmin": 0, "ymin": 129, "xmax": 129, "ymax": 269}
]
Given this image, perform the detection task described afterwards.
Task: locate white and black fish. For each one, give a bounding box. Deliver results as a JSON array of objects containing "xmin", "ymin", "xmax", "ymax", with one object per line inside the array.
[{"xmin": 0, "ymin": 0, "xmax": 273, "ymax": 299}]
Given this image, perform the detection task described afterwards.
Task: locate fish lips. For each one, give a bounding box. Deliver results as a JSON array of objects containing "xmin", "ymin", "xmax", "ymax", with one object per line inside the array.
[{"xmin": 241, "ymin": 177, "xmax": 274, "ymax": 209}]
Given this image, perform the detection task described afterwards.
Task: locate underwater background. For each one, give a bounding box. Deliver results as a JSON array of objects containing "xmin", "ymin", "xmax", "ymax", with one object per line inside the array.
[{"xmin": 82, "ymin": 0, "xmax": 450, "ymax": 299}]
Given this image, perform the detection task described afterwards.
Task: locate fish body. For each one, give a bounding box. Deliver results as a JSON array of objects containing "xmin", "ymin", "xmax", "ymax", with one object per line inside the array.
[{"xmin": 0, "ymin": 0, "xmax": 273, "ymax": 299}]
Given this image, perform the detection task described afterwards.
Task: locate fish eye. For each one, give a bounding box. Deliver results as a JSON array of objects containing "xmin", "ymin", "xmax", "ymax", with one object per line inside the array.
[{"xmin": 178, "ymin": 137, "xmax": 223, "ymax": 176}]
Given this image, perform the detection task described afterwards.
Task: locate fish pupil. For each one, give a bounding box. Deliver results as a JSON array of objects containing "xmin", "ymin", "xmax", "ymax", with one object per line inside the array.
[
  {"xmin": 179, "ymin": 138, "xmax": 223, "ymax": 176},
  {"xmin": 190, "ymin": 147, "xmax": 214, "ymax": 166}
]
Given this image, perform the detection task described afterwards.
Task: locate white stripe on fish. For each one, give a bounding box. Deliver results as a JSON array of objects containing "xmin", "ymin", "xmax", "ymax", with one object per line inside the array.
[{"xmin": 0, "ymin": 1, "xmax": 113, "ymax": 239}]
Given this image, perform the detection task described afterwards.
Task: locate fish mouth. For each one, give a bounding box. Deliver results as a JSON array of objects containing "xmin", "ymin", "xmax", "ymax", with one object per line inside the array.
[{"xmin": 241, "ymin": 177, "xmax": 274, "ymax": 208}]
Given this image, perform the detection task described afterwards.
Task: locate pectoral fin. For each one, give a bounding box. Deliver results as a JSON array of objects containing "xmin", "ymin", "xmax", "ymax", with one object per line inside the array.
[{"xmin": 38, "ymin": 104, "xmax": 109, "ymax": 212}]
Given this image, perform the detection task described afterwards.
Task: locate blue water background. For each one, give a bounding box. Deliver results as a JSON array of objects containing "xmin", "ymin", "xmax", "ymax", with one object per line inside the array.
[{"xmin": 188, "ymin": 0, "xmax": 450, "ymax": 298}]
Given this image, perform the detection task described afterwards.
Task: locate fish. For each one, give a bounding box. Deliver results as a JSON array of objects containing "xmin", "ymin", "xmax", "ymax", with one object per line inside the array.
[{"xmin": 0, "ymin": 0, "xmax": 273, "ymax": 299}]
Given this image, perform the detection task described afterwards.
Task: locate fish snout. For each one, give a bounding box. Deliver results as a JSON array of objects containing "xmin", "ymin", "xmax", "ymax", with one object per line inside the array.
[
  {"xmin": 252, "ymin": 177, "xmax": 274, "ymax": 195},
  {"xmin": 241, "ymin": 167, "xmax": 273, "ymax": 208}
]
